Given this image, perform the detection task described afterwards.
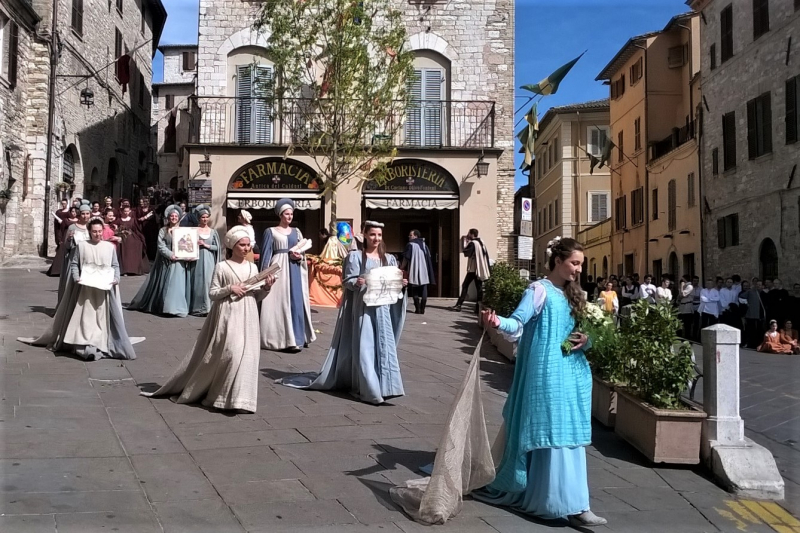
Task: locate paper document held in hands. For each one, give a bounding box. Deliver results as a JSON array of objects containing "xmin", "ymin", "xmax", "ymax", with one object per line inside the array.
[
  {"xmin": 79, "ymin": 263, "xmax": 115, "ymax": 291},
  {"xmin": 363, "ymin": 266, "xmax": 404, "ymax": 307}
]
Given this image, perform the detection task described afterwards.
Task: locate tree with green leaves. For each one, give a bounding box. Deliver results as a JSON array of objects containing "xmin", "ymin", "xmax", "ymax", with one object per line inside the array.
[{"xmin": 255, "ymin": 0, "xmax": 415, "ymax": 226}]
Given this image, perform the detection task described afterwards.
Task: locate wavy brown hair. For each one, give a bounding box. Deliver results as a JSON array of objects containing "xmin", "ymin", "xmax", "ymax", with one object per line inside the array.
[
  {"xmin": 363, "ymin": 224, "xmax": 388, "ymax": 266},
  {"xmin": 548, "ymin": 238, "xmax": 586, "ymax": 319}
]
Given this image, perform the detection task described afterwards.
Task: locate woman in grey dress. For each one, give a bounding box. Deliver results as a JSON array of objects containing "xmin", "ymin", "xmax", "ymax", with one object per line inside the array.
[
  {"xmin": 189, "ymin": 205, "xmax": 222, "ymax": 316},
  {"xmin": 128, "ymin": 205, "xmax": 194, "ymax": 317}
]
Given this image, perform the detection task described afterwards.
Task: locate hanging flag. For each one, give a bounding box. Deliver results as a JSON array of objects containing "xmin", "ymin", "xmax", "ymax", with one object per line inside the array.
[
  {"xmin": 520, "ymin": 52, "xmax": 585, "ymax": 96},
  {"xmin": 516, "ymin": 103, "xmax": 538, "ymax": 168},
  {"xmin": 598, "ymin": 137, "xmax": 615, "ymax": 169},
  {"xmin": 117, "ymin": 54, "xmax": 131, "ymax": 95}
]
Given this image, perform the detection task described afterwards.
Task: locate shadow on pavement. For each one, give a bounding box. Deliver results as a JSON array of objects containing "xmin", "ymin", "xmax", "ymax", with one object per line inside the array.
[{"xmin": 29, "ymin": 305, "xmax": 56, "ymax": 317}]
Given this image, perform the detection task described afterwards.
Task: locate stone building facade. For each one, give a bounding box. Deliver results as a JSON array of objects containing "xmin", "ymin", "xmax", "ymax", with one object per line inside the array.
[
  {"xmin": 689, "ymin": 0, "xmax": 800, "ymax": 286},
  {"xmin": 152, "ymin": 44, "xmax": 196, "ymax": 188},
  {"xmin": 597, "ymin": 12, "xmax": 703, "ymax": 282},
  {"xmin": 0, "ymin": 0, "xmax": 165, "ymax": 259},
  {"xmin": 532, "ymin": 99, "xmax": 611, "ymax": 276},
  {"xmin": 178, "ymin": 0, "xmax": 515, "ymax": 296}
]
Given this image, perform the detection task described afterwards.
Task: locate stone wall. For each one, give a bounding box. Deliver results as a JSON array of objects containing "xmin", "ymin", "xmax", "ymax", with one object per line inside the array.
[
  {"xmin": 162, "ymin": 48, "xmax": 197, "ymax": 84},
  {"xmin": 195, "ymin": 0, "xmax": 515, "ymax": 260},
  {"xmin": 696, "ymin": 0, "xmax": 800, "ymax": 284}
]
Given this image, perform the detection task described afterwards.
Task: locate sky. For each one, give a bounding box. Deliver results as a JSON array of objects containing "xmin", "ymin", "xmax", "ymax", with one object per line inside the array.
[{"xmin": 153, "ymin": 0, "xmax": 691, "ymax": 190}]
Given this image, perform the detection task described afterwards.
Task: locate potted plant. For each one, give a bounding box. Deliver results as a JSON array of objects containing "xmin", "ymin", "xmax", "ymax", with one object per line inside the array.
[
  {"xmin": 580, "ymin": 303, "xmax": 624, "ymax": 427},
  {"xmin": 481, "ymin": 261, "xmax": 528, "ymax": 361},
  {"xmin": 614, "ymin": 300, "xmax": 706, "ymax": 464}
]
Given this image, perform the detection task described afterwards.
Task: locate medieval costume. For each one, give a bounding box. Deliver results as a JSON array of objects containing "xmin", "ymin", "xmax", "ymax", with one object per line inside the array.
[
  {"xmin": 18, "ymin": 239, "xmax": 140, "ymax": 360},
  {"xmin": 188, "ymin": 205, "xmax": 223, "ymax": 316},
  {"xmin": 279, "ymin": 248, "xmax": 406, "ymax": 405},
  {"xmin": 258, "ymin": 199, "xmax": 315, "ymax": 351},
  {"xmin": 116, "ymin": 211, "xmax": 150, "ymax": 276},
  {"xmin": 308, "ymin": 234, "xmax": 348, "ymax": 308},
  {"xmin": 402, "ymin": 234, "xmax": 435, "ymax": 314},
  {"xmin": 141, "ymin": 227, "xmax": 268, "ymax": 412},
  {"xmin": 452, "ymin": 234, "xmax": 492, "ymax": 313}
]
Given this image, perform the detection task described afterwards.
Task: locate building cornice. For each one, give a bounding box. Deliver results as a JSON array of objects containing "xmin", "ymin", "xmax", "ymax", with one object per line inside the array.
[{"xmin": 3, "ymin": 0, "xmax": 41, "ymax": 30}]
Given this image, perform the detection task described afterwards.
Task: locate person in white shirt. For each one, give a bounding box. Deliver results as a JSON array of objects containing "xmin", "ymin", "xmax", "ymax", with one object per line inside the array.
[
  {"xmin": 678, "ymin": 275, "xmax": 695, "ymax": 339},
  {"xmin": 718, "ymin": 277, "xmax": 739, "ymax": 329},
  {"xmin": 699, "ymin": 279, "xmax": 721, "ymax": 329},
  {"xmin": 639, "ymin": 275, "xmax": 657, "ymax": 305},
  {"xmin": 655, "ymin": 277, "xmax": 673, "ymax": 304}
]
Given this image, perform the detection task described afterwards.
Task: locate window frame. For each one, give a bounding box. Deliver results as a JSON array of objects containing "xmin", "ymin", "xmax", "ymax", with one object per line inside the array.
[
  {"xmin": 668, "ymin": 179, "xmax": 677, "ymax": 232},
  {"xmin": 631, "ymin": 187, "xmax": 644, "ymax": 226},
  {"xmin": 722, "ymin": 111, "xmax": 736, "ymax": 170},
  {"xmin": 634, "ymin": 117, "xmax": 641, "ymax": 152},
  {"xmin": 687, "ymin": 172, "xmax": 696, "ymax": 207},
  {"xmin": 588, "ymin": 191, "xmax": 610, "ymax": 223},
  {"xmin": 747, "ymin": 91, "xmax": 772, "ymax": 159},
  {"xmin": 629, "ymin": 57, "xmax": 643, "ymax": 86},
  {"xmin": 71, "ymin": 0, "xmax": 84, "ymax": 36},
  {"xmin": 786, "ymin": 75, "xmax": 798, "ymax": 145},
  {"xmin": 182, "ymin": 50, "xmax": 196, "ymax": 72},
  {"xmin": 752, "ymin": 0, "xmax": 769, "ymax": 41},
  {"xmin": 615, "ymin": 195, "xmax": 627, "ymax": 231},
  {"xmin": 617, "ymin": 130, "xmax": 624, "ymax": 163},
  {"xmin": 114, "ymin": 28, "xmax": 123, "ymax": 80},
  {"xmin": 652, "ymin": 188, "xmax": 659, "ymax": 220},
  {"xmin": 1, "ymin": 16, "xmax": 18, "ymax": 88},
  {"xmin": 710, "ymin": 43, "xmax": 717, "ymax": 70},
  {"xmin": 587, "ymin": 126, "xmax": 610, "ymax": 157},
  {"xmin": 717, "ymin": 213, "xmax": 740, "ymax": 248},
  {"xmin": 720, "ymin": 4, "xmax": 734, "ymax": 64}
]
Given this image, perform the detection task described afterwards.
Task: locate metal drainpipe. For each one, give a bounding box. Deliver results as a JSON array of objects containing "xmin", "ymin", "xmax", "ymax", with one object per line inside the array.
[
  {"xmin": 635, "ymin": 42, "xmax": 649, "ymax": 276},
  {"xmin": 41, "ymin": 0, "xmax": 59, "ymax": 257}
]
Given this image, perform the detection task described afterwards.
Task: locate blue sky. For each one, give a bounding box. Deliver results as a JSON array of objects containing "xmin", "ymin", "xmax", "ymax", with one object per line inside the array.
[{"xmin": 153, "ymin": 0, "xmax": 691, "ymax": 189}]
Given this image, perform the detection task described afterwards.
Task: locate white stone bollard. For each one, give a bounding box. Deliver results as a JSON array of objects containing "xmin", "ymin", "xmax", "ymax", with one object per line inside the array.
[{"xmin": 701, "ymin": 325, "xmax": 784, "ymax": 500}]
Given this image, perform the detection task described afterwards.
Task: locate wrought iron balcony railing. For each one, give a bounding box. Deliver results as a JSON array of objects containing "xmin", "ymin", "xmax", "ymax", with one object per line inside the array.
[
  {"xmin": 186, "ymin": 97, "xmax": 495, "ymax": 149},
  {"xmin": 650, "ymin": 120, "xmax": 696, "ymax": 161}
]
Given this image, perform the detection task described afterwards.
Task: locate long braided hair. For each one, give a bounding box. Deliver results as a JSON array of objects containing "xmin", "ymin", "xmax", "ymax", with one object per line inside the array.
[{"xmin": 547, "ymin": 237, "xmax": 586, "ymax": 320}]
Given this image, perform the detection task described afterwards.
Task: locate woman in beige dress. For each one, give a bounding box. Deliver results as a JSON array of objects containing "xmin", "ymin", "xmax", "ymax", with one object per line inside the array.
[{"xmin": 141, "ymin": 226, "xmax": 276, "ymax": 413}]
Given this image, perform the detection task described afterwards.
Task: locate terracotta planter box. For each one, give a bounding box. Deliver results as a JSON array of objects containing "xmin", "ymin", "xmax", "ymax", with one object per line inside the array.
[
  {"xmin": 614, "ymin": 388, "xmax": 707, "ymax": 464},
  {"xmin": 486, "ymin": 324, "xmax": 517, "ymax": 362},
  {"xmin": 591, "ymin": 376, "xmax": 617, "ymax": 428}
]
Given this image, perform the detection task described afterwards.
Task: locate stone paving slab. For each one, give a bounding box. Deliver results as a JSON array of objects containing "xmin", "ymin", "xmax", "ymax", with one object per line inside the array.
[{"xmin": 2, "ymin": 270, "xmax": 799, "ymax": 532}]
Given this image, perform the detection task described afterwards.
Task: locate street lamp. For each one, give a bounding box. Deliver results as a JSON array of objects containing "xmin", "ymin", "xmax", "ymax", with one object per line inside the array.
[
  {"xmin": 80, "ymin": 87, "xmax": 94, "ymax": 108},
  {"xmin": 196, "ymin": 153, "xmax": 212, "ymax": 178},
  {"xmin": 476, "ymin": 156, "xmax": 489, "ymax": 178}
]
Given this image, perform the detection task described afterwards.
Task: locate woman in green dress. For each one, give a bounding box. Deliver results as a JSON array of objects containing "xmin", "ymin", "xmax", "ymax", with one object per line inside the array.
[{"xmin": 189, "ymin": 205, "xmax": 222, "ymax": 316}]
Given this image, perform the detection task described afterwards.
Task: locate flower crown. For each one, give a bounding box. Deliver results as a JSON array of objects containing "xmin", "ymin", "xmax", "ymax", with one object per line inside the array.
[{"xmin": 544, "ymin": 236, "xmax": 562, "ymax": 271}]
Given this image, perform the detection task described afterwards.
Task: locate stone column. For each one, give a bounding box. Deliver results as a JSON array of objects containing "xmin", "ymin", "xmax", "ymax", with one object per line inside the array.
[{"xmin": 700, "ymin": 324, "xmax": 784, "ymax": 500}]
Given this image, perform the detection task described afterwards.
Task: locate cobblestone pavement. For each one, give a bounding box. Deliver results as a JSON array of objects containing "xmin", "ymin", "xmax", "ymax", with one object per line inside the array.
[{"xmin": 1, "ymin": 267, "xmax": 798, "ymax": 533}]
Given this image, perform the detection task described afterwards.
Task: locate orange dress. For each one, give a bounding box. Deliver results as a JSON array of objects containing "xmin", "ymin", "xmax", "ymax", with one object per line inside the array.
[
  {"xmin": 757, "ymin": 331, "xmax": 794, "ymax": 354},
  {"xmin": 779, "ymin": 329, "xmax": 800, "ymax": 354}
]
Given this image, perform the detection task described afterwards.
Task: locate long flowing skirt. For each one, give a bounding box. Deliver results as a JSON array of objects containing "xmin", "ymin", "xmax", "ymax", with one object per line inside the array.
[
  {"xmin": 189, "ymin": 249, "xmax": 216, "ymax": 316},
  {"xmin": 128, "ymin": 256, "xmax": 190, "ymax": 317},
  {"xmin": 472, "ymin": 447, "xmax": 589, "ymax": 520}
]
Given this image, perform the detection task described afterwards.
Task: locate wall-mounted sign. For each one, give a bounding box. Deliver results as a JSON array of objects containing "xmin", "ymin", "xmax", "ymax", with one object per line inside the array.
[
  {"xmin": 189, "ymin": 179, "xmax": 212, "ymax": 206},
  {"xmin": 364, "ymin": 197, "xmax": 458, "ymax": 210},
  {"xmin": 226, "ymin": 198, "xmax": 321, "ymax": 210},
  {"xmin": 518, "ymin": 236, "xmax": 533, "ymax": 260},
  {"xmin": 521, "ymin": 197, "xmax": 532, "ymax": 221},
  {"xmin": 365, "ymin": 159, "xmax": 459, "ymax": 195},
  {"xmin": 228, "ymin": 158, "xmax": 321, "ymax": 191}
]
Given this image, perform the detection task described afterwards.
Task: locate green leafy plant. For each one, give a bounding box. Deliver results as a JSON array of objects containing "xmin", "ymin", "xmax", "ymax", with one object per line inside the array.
[
  {"xmin": 619, "ymin": 300, "xmax": 695, "ymax": 410},
  {"xmin": 579, "ymin": 303, "xmax": 625, "ymax": 382},
  {"xmin": 0, "ymin": 189, "xmax": 11, "ymax": 199},
  {"xmin": 482, "ymin": 262, "xmax": 529, "ymax": 317}
]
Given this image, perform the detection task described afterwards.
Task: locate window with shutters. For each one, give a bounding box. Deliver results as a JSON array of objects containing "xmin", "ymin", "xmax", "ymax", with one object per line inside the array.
[
  {"xmin": 717, "ymin": 213, "xmax": 739, "ymax": 248},
  {"xmin": 63, "ymin": 151, "xmax": 75, "ymax": 184},
  {"xmin": 554, "ymin": 137, "xmax": 559, "ymax": 162},
  {"xmin": 554, "ymin": 199, "xmax": 559, "ymax": 226},
  {"xmin": 710, "ymin": 44, "xmax": 717, "ymax": 70},
  {"xmin": 588, "ymin": 192, "xmax": 609, "ymax": 223},
  {"xmin": 629, "ymin": 57, "xmax": 643, "ymax": 85},
  {"xmin": 588, "ymin": 126, "xmax": 610, "ymax": 156},
  {"xmin": 235, "ymin": 64, "xmax": 273, "ymax": 144},
  {"xmin": 668, "ymin": 179, "xmax": 677, "ymax": 231},
  {"xmin": 721, "ymin": 4, "xmax": 733, "ymax": 63},
  {"xmin": 747, "ymin": 92, "xmax": 772, "ymax": 159},
  {"xmin": 114, "ymin": 28, "xmax": 123, "ymax": 80},
  {"xmin": 617, "ymin": 130, "xmax": 624, "ymax": 162},
  {"xmin": 406, "ymin": 68, "xmax": 444, "ymax": 147},
  {"xmin": 668, "ymin": 45, "xmax": 686, "ymax": 68},
  {"xmin": 548, "ymin": 203, "xmax": 553, "ymax": 229},
  {"xmin": 138, "ymin": 73, "xmax": 145, "ymax": 107},
  {"xmin": 72, "ymin": 0, "xmax": 84, "ymax": 36},
  {"xmin": 182, "ymin": 51, "xmax": 196, "ymax": 72},
  {"xmin": 752, "ymin": 0, "xmax": 769, "ymax": 40},
  {"xmin": 164, "ymin": 94, "xmax": 174, "ymax": 109},
  {"xmin": 610, "ymin": 75, "xmax": 626, "ymax": 99},
  {"xmin": 687, "ymin": 172, "xmax": 696, "ymax": 207},
  {"xmin": 722, "ymin": 111, "xmax": 736, "ymax": 170},
  {"xmin": 615, "ymin": 195, "xmax": 627, "ymax": 231},
  {"xmin": 0, "ymin": 16, "xmax": 18, "ymax": 88},
  {"xmin": 631, "ymin": 187, "xmax": 644, "ymax": 225},
  {"xmin": 786, "ymin": 75, "xmax": 799, "ymax": 144},
  {"xmin": 652, "ymin": 188, "xmax": 659, "ymax": 220},
  {"xmin": 634, "ymin": 117, "xmax": 641, "ymax": 151},
  {"xmin": 164, "ymin": 114, "xmax": 176, "ymax": 153},
  {"xmin": 538, "ymin": 210, "xmax": 542, "ymax": 235}
]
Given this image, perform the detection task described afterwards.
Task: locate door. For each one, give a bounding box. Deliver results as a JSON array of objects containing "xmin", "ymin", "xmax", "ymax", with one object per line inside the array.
[
  {"xmin": 406, "ymin": 68, "xmax": 444, "ymax": 147},
  {"xmin": 236, "ymin": 65, "xmax": 273, "ymax": 144}
]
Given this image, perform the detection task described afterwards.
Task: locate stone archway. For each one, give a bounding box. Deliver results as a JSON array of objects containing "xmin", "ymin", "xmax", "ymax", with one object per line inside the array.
[{"xmin": 759, "ymin": 238, "xmax": 779, "ymax": 280}]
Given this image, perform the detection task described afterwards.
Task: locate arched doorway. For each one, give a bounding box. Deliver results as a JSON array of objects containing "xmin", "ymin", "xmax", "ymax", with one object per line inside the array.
[
  {"xmin": 602, "ymin": 256, "xmax": 608, "ymax": 278},
  {"xmin": 669, "ymin": 252, "xmax": 679, "ymax": 281},
  {"xmin": 759, "ymin": 238, "xmax": 779, "ymax": 280},
  {"xmin": 364, "ymin": 159, "xmax": 460, "ymax": 297}
]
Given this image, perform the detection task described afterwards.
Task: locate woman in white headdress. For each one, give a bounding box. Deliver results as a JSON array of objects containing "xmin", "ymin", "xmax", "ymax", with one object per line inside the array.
[
  {"xmin": 237, "ymin": 209, "xmax": 256, "ymax": 262},
  {"xmin": 279, "ymin": 220, "xmax": 408, "ymax": 404},
  {"xmin": 188, "ymin": 204, "xmax": 223, "ymax": 316},
  {"xmin": 128, "ymin": 204, "xmax": 194, "ymax": 317},
  {"xmin": 258, "ymin": 198, "xmax": 315, "ymax": 352},
  {"xmin": 141, "ymin": 226, "xmax": 275, "ymax": 413}
]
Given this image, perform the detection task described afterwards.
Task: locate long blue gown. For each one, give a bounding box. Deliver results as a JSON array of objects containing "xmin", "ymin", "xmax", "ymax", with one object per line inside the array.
[
  {"xmin": 472, "ymin": 280, "xmax": 593, "ymax": 520},
  {"xmin": 280, "ymin": 251, "xmax": 406, "ymax": 404},
  {"xmin": 128, "ymin": 227, "xmax": 191, "ymax": 317},
  {"xmin": 189, "ymin": 229, "xmax": 222, "ymax": 316}
]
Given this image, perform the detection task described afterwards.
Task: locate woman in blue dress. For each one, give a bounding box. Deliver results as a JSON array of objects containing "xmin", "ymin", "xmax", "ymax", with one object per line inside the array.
[
  {"xmin": 188, "ymin": 205, "xmax": 222, "ymax": 316},
  {"xmin": 477, "ymin": 237, "xmax": 606, "ymax": 528},
  {"xmin": 128, "ymin": 205, "xmax": 194, "ymax": 317},
  {"xmin": 279, "ymin": 221, "xmax": 408, "ymax": 404},
  {"xmin": 258, "ymin": 198, "xmax": 315, "ymax": 351}
]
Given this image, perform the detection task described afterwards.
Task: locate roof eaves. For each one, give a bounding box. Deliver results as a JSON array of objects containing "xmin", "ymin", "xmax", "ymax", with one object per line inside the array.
[{"xmin": 595, "ymin": 30, "xmax": 661, "ymax": 81}]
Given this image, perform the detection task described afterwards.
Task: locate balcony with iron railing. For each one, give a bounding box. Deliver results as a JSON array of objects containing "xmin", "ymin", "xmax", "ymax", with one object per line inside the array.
[
  {"xmin": 649, "ymin": 120, "xmax": 696, "ymax": 161},
  {"xmin": 186, "ymin": 97, "xmax": 496, "ymax": 149}
]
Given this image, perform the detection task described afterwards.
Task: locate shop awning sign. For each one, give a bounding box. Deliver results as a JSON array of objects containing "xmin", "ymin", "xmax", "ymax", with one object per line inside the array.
[
  {"xmin": 227, "ymin": 157, "xmax": 322, "ymax": 191},
  {"xmin": 226, "ymin": 196, "xmax": 321, "ymax": 210},
  {"xmin": 364, "ymin": 197, "xmax": 458, "ymax": 210}
]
